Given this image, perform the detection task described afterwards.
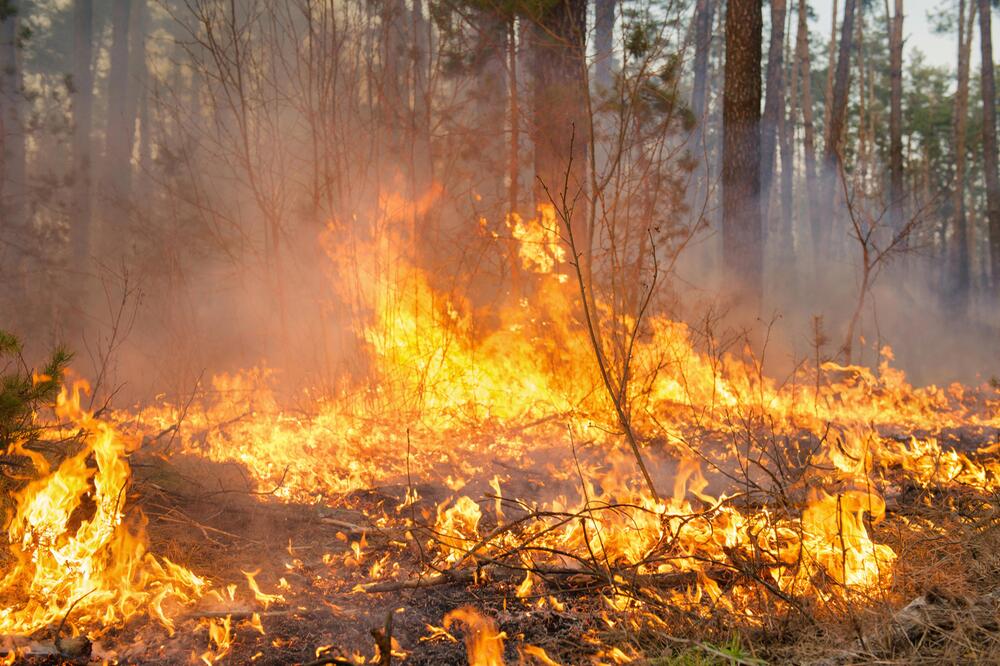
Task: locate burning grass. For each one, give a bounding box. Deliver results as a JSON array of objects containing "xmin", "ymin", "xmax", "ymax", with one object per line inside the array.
[{"xmin": 3, "ymin": 202, "xmax": 1000, "ymax": 663}]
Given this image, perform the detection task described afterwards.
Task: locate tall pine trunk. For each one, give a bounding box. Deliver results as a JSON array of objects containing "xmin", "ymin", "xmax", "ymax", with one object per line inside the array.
[
  {"xmin": 532, "ymin": 0, "xmax": 588, "ymax": 245},
  {"xmin": 888, "ymin": 0, "xmax": 904, "ymax": 237},
  {"xmin": 508, "ymin": 18, "xmax": 521, "ymax": 216},
  {"xmin": 0, "ymin": 1, "xmax": 25, "ymax": 307},
  {"xmin": 823, "ymin": 0, "xmax": 839, "ymax": 148},
  {"xmin": 104, "ymin": 0, "xmax": 132, "ymax": 237},
  {"xmin": 951, "ymin": 0, "xmax": 975, "ymax": 308},
  {"xmin": 722, "ymin": 0, "xmax": 763, "ymax": 309},
  {"xmin": 821, "ymin": 0, "xmax": 857, "ymax": 248},
  {"xmin": 690, "ymin": 0, "xmax": 715, "ymax": 125},
  {"xmin": 795, "ymin": 0, "xmax": 819, "ymax": 264},
  {"xmin": 779, "ymin": 2, "xmax": 796, "ymax": 261},
  {"xmin": 689, "ymin": 0, "xmax": 715, "ymax": 220},
  {"xmin": 0, "ymin": 2, "xmax": 24, "ymax": 233},
  {"xmin": 473, "ymin": 8, "xmax": 506, "ymax": 220},
  {"xmin": 760, "ymin": 0, "xmax": 787, "ymax": 228},
  {"xmin": 594, "ymin": 0, "xmax": 616, "ymax": 92},
  {"xmin": 979, "ymin": 0, "xmax": 1000, "ymax": 289},
  {"xmin": 71, "ymin": 0, "xmax": 94, "ymax": 272}
]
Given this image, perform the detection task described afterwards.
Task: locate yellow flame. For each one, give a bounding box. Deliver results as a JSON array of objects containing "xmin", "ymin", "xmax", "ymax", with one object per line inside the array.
[
  {"xmin": 444, "ymin": 606, "xmax": 506, "ymax": 666},
  {"xmin": 0, "ymin": 380, "xmax": 206, "ymax": 637}
]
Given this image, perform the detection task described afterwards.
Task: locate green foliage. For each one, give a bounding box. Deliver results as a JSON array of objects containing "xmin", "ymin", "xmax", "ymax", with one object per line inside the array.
[
  {"xmin": 0, "ymin": 330, "xmax": 71, "ymax": 449},
  {"xmin": 651, "ymin": 634, "xmax": 766, "ymax": 665}
]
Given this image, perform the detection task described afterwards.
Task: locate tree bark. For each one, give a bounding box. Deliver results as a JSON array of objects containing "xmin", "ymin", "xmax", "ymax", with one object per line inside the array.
[
  {"xmin": 689, "ymin": 0, "xmax": 715, "ymax": 221},
  {"xmin": 594, "ymin": 0, "xmax": 616, "ymax": 92},
  {"xmin": 722, "ymin": 0, "xmax": 763, "ymax": 309},
  {"xmin": 0, "ymin": 1, "xmax": 24, "ymax": 234},
  {"xmin": 979, "ymin": 0, "xmax": 1000, "ymax": 289},
  {"xmin": 71, "ymin": 0, "xmax": 94, "ymax": 271},
  {"xmin": 795, "ymin": 0, "xmax": 819, "ymax": 265},
  {"xmin": 760, "ymin": 0, "xmax": 787, "ymax": 228},
  {"xmin": 779, "ymin": 1, "xmax": 796, "ymax": 261},
  {"xmin": 888, "ymin": 0, "xmax": 904, "ymax": 237},
  {"xmin": 821, "ymin": 0, "xmax": 857, "ymax": 246},
  {"xmin": 691, "ymin": 0, "xmax": 715, "ymax": 125},
  {"xmin": 104, "ymin": 0, "xmax": 132, "ymax": 230},
  {"xmin": 508, "ymin": 18, "xmax": 520, "ymax": 216},
  {"xmin": 951, "ymin": 0, "xmax": 975, "ymax": 307},
  {"xmin": 823, "ymin": 0, "xmax": 839, "ymax": 149},
  {"xmin": 472, "ymin": 8, "xmax": 507, "ymax": 219},
  {"xmin": 127, "ymin": 0, "xmax": 148, "ymax": 191},
  {"xmin": 531, "ymin": 0, "xmax": 589, "ymax": 243}
]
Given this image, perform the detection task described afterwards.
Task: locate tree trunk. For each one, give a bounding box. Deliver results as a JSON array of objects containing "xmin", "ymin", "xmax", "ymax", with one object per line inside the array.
[
  {"xmin": 532, "ymin": 0, "xmax": 589, "ymax": 243},
  {"xmin": 979, "ymin": 0, "xmax": 1000, "ymax": 289},
  {"xmin": 951, "ymin": 0, "xmax": 975, "ymax": 308},
  {"xmin": 411, "ymin": 0, "xmax": 433, "ymax": 217},
  {"xmin": 594, "ymin": 0, "xmax": 616, "ymax": 92},
  {"xmin": 0, "ymin": 2, "xmax": 24, "ymax": 233},
  {"xmin": 689, "ymin": 0, "xmax": 715, "ymax": 222},
  {"xmin": 821, "ymin": 0, "xmax": 857, "ymax": 246},
  {"xmin": 779, "ymin": 2, "xmax": 796, "ymax": 261},
  {"xmin": 760, "ymin": 0, "xmax": 787, "ymax": 228},
  {"xmin": 795, "ymin": 0, "xmax": 819, "ymax": 265},
  {"xmin": 472, "ymin": 8, "xmax": 506, "ymax": 220},
  {"xmin": 104, "ymin": 0, "xmax": 132, "ymax": 236},
  {"xmin": 127, "ymin": 0, "xmax": 148, "ymax": 188},
  {"xmin": 888, "ymin": 0, "xmax": 904, "ymax": 237},
  {"xmin": 691, "ymin": 0, "xmax": 715, "ymax": 125},
  {"xmin": 823, "ymin": 0, "xmax": 839, "ymax": 149},
  {"xmin": 722, "ymin": 0, "xmax": 763, "ymax": 309},
  {"xmin": 0, "ymin": 1, "xmax": 25, "ymax": 307},
  {"xmin": 508, "ymin": 18, "xmax": 520, "ymax": 216},
  {"xmin": 380, "ymin": 0, "xmax": 409, "ymax": 160},
  {"xmin": 71, "ymin": 0, "xmax": 94, "ymax": 272}
]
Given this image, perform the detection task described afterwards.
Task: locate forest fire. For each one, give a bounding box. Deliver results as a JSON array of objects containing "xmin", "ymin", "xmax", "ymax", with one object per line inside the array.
[
  {"xmin": 2, "ymin": 199, "xmax": 999, "ymax": 663},
  {"xmin": 3, "ymin": 0, "xmax": 1000, "ymax": 662}
]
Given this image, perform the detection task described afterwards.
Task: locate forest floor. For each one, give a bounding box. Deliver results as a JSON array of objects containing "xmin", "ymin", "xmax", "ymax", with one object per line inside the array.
[{"xmin": 6, "ymin": 431, "xmax": 1000, "ymax": 665}]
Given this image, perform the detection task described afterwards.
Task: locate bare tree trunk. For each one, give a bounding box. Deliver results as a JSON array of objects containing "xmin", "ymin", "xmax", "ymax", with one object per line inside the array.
[
  {"xmin": 472, "ymin": 8, "xmax": 506, "ymax": 220},
  {"xmin": 888, "ymin": 0, "xmax": 904, "ymax": 237},
  {"xmin": 104, "ymin": 0, "xmax": 132, "ymax": 241},
  {"xmin": 0, "ymin": 1, "xmax": 25, "ymax": 307},
  {"xmin": 691, "ymin": 0, "xmax": 715, "ymax": 125},
  {"xmin": 532, "ymin": 0, "xmax": 589, "ymax": 244},
  {"xmin": 411, "ymin": 0, "xmax": 433, "ymax": 234},
  {"xmin": 689, "ymin": 0, "xmax": 715, "ymax": 221},
  {"xmin": 380, "ymin": 0, "xmax": 409, "ymax": 162},
  {"xmin": 0, "ymin": 2, "xmax": 24, "ymax": 232},
  {"xmin": 795, "ymin": 0, "xmax": 819, "ymax": 266},
  {"xmin": 823, "ymin": 0, "xmax": 839, "ymax": 148},
  {"xmin": 979, "ymin": 0, "xmax": 1000, "ymax": 289},
  {"xmin": 821, "ymin": 0, "xmax": 857, "ymax": 246},
  {"xmin": 779, "ymin": 2, "xmax": 796, "ymax": 262},
  {"xmin": 722, "ymin": 0, "xmax": 763, "ymax": 310},
  {"xmin": 951, "ymin": 0, "xmax": 975, "ymax": 308},
  {"xmin": 594, "ymin": 0, "xmax": 616, "ymax": 91},
  {"xmin": 71, "ymin": 0, "xmax": 94, "ymax": 273},
  {"xmin": 127, "ymin": 0, "xmax": 148, "ymax": 187},
  {"xmin": 508, "ymin": 18, "xmax": 520, "ymax": 216},
  {"xmin": 760, "ymin": 0, "xmax": 787, "ymax": 228}
]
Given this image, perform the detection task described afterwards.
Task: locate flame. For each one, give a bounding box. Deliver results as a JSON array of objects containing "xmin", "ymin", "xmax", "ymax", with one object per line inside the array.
[
  {"xmin": 89, "ymin": 194, "xmax": 1000, "ymax": 643},
  {"xmin": 443, "ymin": 606, "xmax": 506, "ymax": 666},
  {"xmin": 243, "ymin": 569, "xmax": 284, "ymax": 609},
  {"xmin": 0, "ymin": 380, "xmax": 206, "ymax": 637},
  {"xmin": 199, "ymin": 614, "xmax": 233, "ymax": 665}
]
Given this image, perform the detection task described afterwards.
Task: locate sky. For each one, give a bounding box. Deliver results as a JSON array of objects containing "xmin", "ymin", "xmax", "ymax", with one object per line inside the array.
[{"xmin": 811, "ymin": 0, "xmax": 1000, "ymax": 72}]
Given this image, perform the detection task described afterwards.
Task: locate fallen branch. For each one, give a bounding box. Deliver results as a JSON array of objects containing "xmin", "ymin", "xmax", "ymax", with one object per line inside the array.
[{"xmin": 360, "ymin": 569, "xmax": 476, "ymax": 593}]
